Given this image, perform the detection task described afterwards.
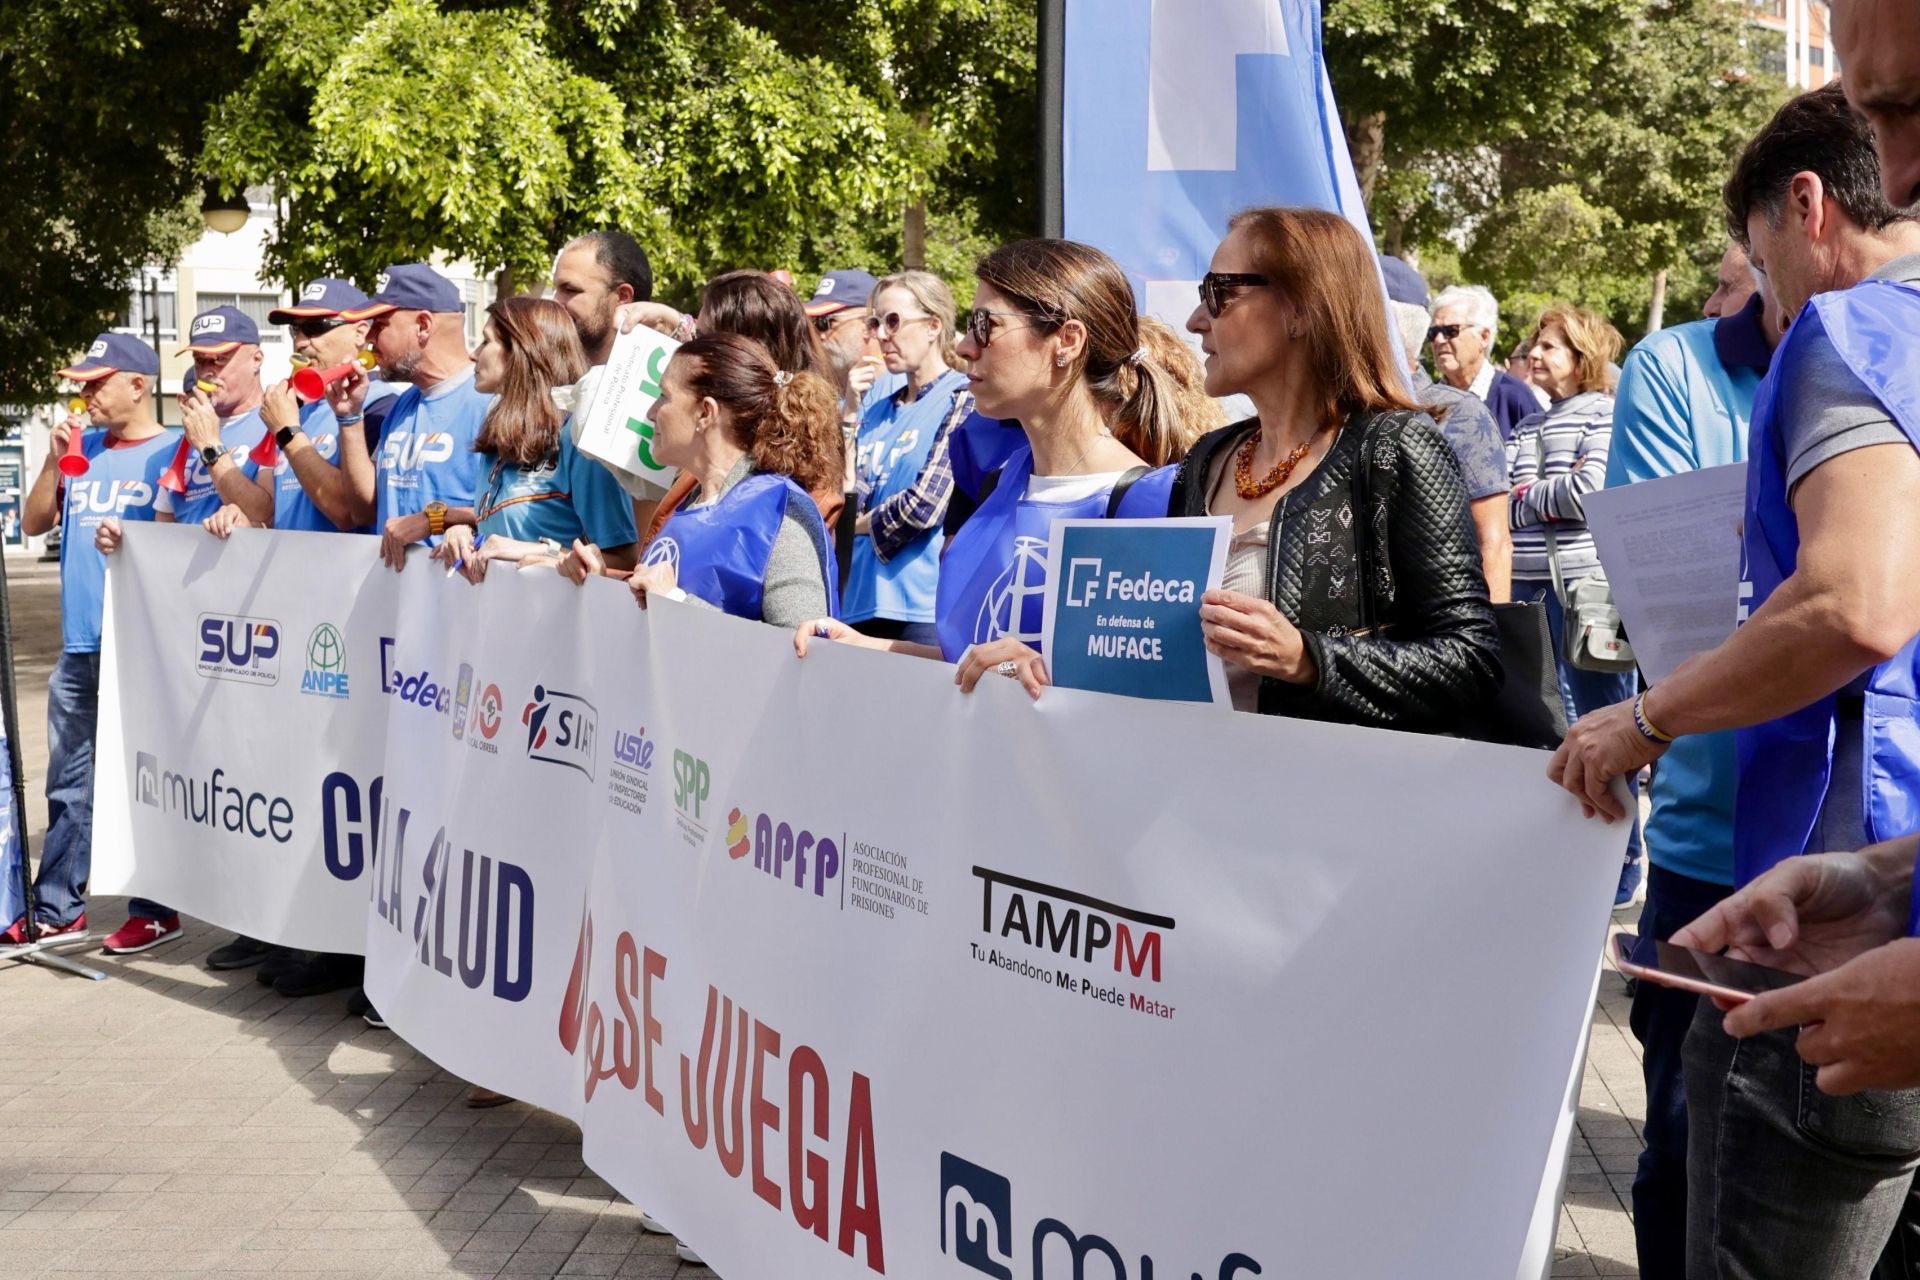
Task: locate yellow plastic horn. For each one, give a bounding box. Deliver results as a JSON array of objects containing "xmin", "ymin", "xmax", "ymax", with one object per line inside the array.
[
  {"xmin": 67, "ymin": 397, "xmax": 87, "ymax": 415},
  {"xmin": 288, "ymin": 353, "xmax": 313, "ymax": 370}
]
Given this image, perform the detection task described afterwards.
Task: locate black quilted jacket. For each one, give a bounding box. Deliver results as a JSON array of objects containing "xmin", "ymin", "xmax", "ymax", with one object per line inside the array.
[{"xmin": 1168, "ymin": 410, "xmax": 1503, "ymax": 734}]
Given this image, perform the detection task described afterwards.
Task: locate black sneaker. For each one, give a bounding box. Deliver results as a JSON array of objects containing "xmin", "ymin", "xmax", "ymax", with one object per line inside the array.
[
  {"xmin": 207, "ymin": 935, "xmax": 273, "ymax": 970},
  {"xmin": 255, "ymin": 946, "xmax": 301, "ymax": 986},
  {"xmin": 273, "ymin": 952, "xmax": 364, "ymax": 999},
  {"xmin": 346, "ymin": 986, "xmax": 371, "ymax": 1016},
  {"xmin": 363, "ymin": 1004, "xmax": 388, "ymax": 1030}
]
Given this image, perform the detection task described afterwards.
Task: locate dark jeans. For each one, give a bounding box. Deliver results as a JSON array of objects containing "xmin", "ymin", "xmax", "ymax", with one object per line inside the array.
[
  {"xmin": 1629, "ymin": 865, "xmax": 1732, "ymax": 1278},
  {"xmin": 1685, "ymin": 996, "xmax": 1920, "ymax": 1278},
  {"xmin": 38, "ymin": 650, "xmax": 171, "ymax": 926},
  {"xmin": 1514, "ymin": 579, "xmax": 1642, "ymax": 863}
]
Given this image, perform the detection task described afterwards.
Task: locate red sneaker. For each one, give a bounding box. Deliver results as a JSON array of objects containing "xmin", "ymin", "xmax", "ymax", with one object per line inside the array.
[
  {"xmin": 102, "ymin": 915, "xmax": 182, "ymax": 954},
  {"xmin": 2, "ymin": 913, "xmax": 86, "ymax": 945}
]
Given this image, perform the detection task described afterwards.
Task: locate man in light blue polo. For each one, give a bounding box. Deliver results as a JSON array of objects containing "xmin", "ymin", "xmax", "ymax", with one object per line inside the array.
[
  {"xmin": 154, "ymin": 304, "xmax": 273, "ymax": 529},
  {"xmin": 1604, "ymin": 240, "xmax": 1776, "ymax": 1278}
]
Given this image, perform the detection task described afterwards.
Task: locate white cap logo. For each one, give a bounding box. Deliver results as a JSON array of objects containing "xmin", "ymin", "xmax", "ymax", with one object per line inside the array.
[
  {"xmin": 87, "ymin": 340, "xmax": 108, "ymax": 358},
  {"xmin": 814, "ymin": 279, "xmax": 836, "ymax": 297},
  {"xmin": 301, "ymin": 282, "xmax": 327, "ymax": 300},
  {"xmin": 375, "ymin": 271, "xmax": 392, "ymax": 294},
  {"xmin": 191, "ymin": 314, "xmax": 226, "ymax": 337}
]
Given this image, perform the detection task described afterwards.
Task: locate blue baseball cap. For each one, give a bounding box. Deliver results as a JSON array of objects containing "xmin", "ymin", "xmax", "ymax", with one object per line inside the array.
[
  {"xmin": 59, "ymin": 332, "xmax": 161, "ymax": 381},
  {"xmin": 269, "ymin": 278, "xmax": 371, "ymax": 324},
  {"xmin": 1378, "ymin": 255, "xmax": 1430, "ymax": 310},
  {"xmin": 342, "ymin": 263, "xmax": 464, "ymax": 319},
  {"xmin": 805, "ymin": 269, "xmax": 879, "ymax": 317},
  {"xmin": 179, "ymin": 304, "xmax": 261, "ymax": 355}
]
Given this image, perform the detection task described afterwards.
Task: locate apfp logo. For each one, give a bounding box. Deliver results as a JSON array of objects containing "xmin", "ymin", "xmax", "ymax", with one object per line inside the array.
[
  {"xmin": 301, "ymin": 623, "xmax": 349, "ymax": 699},
  {"xmin": 197, "ymin": 613, "xmax": 281, "ymax": 685},
  {"xmin": 522, "ymin": 685, "xmax": 597, "ymax": 780},
  {"xmin": 734, "ymin": 807, "xmax": 840, "ymax": 899}
]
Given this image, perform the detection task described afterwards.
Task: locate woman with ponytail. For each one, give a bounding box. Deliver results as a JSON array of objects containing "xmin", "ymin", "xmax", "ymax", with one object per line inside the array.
[
  {"xmin": 617, "ymin": 332, "xmax": 842, "ymax": 626},
  {"xmin": 795, "ymin": 238, "xmax": 1216, "ymax": 697}
]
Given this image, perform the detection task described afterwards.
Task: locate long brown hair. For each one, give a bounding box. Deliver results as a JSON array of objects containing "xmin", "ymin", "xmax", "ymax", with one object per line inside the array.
[
  {"xmin": 697, "ymin": 271, "xmax": 827, "ymax": 377},
  {"xmin": 472, "ymin": 295, "xmax": 587, "ymax": 467},
  {"xmin": 974, "ymin": 238, "xmax": 1202, "ymax": 467},
  {"xmin": 674, "ymin": 333, "xmax": 841, "ymax": 498},
  {"xmin": 1225, "ymin": 207, "xmax": 1419, "ymax": 428}
]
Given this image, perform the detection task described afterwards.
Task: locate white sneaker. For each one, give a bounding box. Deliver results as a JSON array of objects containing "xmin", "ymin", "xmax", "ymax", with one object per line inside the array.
[
  {"xmin": 638, "ymin": 1211, "xmax": 672, "ymax": 1235},
  {"xmin": 674, "ymin": 1240, "xmax": 705, "ymax": 1265}
]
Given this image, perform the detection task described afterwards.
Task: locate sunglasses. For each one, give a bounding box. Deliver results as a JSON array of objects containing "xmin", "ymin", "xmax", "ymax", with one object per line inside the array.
[
  {"xmin": 962, "ymin": 308, "xmax": 1044, "ymax": 349},
  {"xmin": 864, "ymin": 311, "xmax": 937, "ymax": 338},
  {"xmin": 291, "ymin": 317, "xmax": 350, "ymax": 338},
  {"xmin": 1198, "ymin": 272, "xmax": 1270, "ymax": 318},
  {"xmin": 811, "ymin": 311, "xmax": 864, "ymax": 335},
  {"xmin": 1426, "ymin": 323, "xmax": 1476, "ymax": 343}
]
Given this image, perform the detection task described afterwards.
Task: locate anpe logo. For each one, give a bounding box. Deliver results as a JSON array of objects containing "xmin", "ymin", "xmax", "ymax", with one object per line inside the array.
[
  {"xmin": 939, "ymin": 1152, "xmax": 1261, "ymax": 1280},
  {"xmin": 733, "ymin": 807, "xmax": 841, "ymax": 900},
  {"xmin": 975, "ymin": 535, "xmax": 1049, "ymax": 646},
  {"xmin": 197, "ymin": 613, "xmax": 282, "ymax": 686},
  {"xmin": 522, "ymin": 685, "xmax": 598, "ymax": 780},
  {"xmin": 970, "ymin": 867, "xmax": 1176, "ymax": 1020},
  {"xmin": 133, "ymin": 748, "xmax": 295, "ymax": 844},
  {"xmin": 301, "ymin": 623, "xmax": 349, "ymax": 699}
]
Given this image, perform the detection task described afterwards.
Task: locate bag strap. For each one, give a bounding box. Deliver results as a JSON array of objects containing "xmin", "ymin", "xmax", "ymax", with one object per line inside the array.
[
  {"xmin": 1348, "ymin": 415, "xmax": 1379, "ymax": 634},
  {"xmin": 1104, "ymin": 465, "xmax": 1149, "ymax": 519},
  {"xmin": 1543, "ymin": 525, "xmax": 1573, "ymax": 608}
]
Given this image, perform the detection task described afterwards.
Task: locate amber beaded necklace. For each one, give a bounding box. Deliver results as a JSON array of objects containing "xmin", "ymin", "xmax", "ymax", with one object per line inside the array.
[{"xmin": 1233, "ymin": 428, "xmax": 1311, "ymax": 499}]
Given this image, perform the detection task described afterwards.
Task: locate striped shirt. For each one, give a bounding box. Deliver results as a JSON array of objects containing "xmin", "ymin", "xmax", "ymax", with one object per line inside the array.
[{"xmin": 1507, "ymin": 391, "xmax": 1615, "ymax": 582}]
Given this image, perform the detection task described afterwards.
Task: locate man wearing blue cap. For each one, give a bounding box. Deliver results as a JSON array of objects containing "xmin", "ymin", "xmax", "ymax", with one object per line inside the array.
[
  {"xmin": 153, "ymin": 304, "xmax": 274, "ymax": 529},
  {"xmin": 4, "ymin": 336, "xmax": 174, "ymax": 947},
  {"xmin": 332, "ymin": 263, "xmax": 492, "ymax": 569}
]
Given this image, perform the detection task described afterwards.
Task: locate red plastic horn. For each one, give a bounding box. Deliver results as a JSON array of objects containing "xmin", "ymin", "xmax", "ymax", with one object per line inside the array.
[
  {"xmin": 159, "ymin": 436, "xmax": 192, "ymax": 494},
  {"xmin": 248, "ymin": 426, "xmax": 280, "ymax": 468},
  {"xmin": 290, "ymin": 351, "xmax": 373, "ymax": 402},
  {"xmin": 58, "ymin": 398, "xmax": 90, "ymax": 478}
]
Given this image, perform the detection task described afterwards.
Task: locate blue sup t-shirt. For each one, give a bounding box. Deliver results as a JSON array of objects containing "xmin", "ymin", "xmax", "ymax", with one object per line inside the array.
[
  {"xmin": 154, "ymin": 408, "xmax": 266, "ymax": 526},
  {"xmin": 59, "ymin": 430, "xmax": 175, "ymax": 652},
  {"xmin": 476, "ymin": 425, "xmax": 639, "ymax": 549},
  {"xmin": 843, "ymin": 369, "xmax": 969, "ymax": 624},
  {"xmin": 274, "ymin": 382, "xmax": 399, "ymax": 534},
  {"xmin": 374, "ymin": 366, "xmax": 492, "ymax": 533}
]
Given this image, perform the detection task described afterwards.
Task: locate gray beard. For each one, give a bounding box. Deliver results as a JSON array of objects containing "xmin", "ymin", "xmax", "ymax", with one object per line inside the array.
[{"xmin": 387, "ymin": 349, "xmax": 424, "ymax": 383}]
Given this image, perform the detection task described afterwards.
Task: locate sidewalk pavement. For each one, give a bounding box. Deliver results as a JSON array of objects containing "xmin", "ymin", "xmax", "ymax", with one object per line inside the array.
[{"xmin": 0, "ymin": 553, "xmax": 1644, "ymax": 1278}]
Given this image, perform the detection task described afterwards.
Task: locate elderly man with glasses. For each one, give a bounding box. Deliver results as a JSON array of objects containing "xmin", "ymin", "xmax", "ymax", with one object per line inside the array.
[{"xmin": 1429, "ymin": 284, "xmax": 1546, "ymax": 440}]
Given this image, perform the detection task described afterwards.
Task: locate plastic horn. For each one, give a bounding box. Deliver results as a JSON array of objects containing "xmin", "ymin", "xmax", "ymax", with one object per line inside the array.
[
  {"xmin": 288, "ymin": 353, "xmax": 313, "ymax": 370},
  {"xmin": 158, "ymin": 436, "xmax": 192, "ymax": 494},
  {"xmin": 58, "ymin": 399, "xmax": 90, "ymax": 477},
  {"xmin": 181, "ymin": 371, "xmax": 218, "ymax": 397},
  {"xmin": 247, "ymin": 423, "xmax": 280, "ymax": 467},
  {"xmin": 289, "ymin": 349, "xmax": 376, "ymax": 402}
]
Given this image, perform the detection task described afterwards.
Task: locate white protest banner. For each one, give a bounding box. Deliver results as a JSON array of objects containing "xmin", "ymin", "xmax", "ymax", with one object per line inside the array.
[
  {"xmin": 1584, "ymin": 463, "xmax": 1745, "ymax": 684},
  {"xmin": 572, "ymin": 321, "xmax": 681, "ymax": 498},
  {"xmin": 1041, "ymin": 516, "xmax": 1231, "ymax": 705},
  {"xmin": 101, "ymin": 523, "xmax": 1625, "ymax": 1278},
  {"xmin": 94, "ymin": 526, "xmax": 398, "ymax": 951}
]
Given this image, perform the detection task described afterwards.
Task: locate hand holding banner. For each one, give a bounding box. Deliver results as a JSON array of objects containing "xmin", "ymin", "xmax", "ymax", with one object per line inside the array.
[{"xmin": 572, "ymin": 322, "xmax": 682, "ymax": 500}]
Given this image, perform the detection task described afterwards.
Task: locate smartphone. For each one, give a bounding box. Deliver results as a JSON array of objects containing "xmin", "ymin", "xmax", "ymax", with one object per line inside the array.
[{"xmin": 1612, "ymin": 932, "xmax": 1806, "ymax": 1004}]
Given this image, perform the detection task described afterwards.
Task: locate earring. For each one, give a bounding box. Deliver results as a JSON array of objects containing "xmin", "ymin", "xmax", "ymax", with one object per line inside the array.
[{"xmin": 1055, "ymin": 354, "xmax": 1067, "ymax": 368}]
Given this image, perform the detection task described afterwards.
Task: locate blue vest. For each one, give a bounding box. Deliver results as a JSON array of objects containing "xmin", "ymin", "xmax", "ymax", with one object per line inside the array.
[
  {"xmin": 1735, "ymin": 281, "xmax": 1920, "ymax": 915},
  {"xmin": 933, "ymin": 445, "xmax": 1177, "ymax": 662},
  {"xmin": 644, "ymin": 472, "xmax": 839, "ymax": 622}
]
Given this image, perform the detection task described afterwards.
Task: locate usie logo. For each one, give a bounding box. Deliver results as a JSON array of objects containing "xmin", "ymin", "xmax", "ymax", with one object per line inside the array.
[
  {"xmin": 940, "ymin": 1152, "xmax": 1260, "ymax": 1280},
  {"xmin": 197, "ymin": 613, "xmax": 281, "ymax": 685},
  {"xmin": 523, "ymin": 685, "xmax": 597, "ymax": 780}
]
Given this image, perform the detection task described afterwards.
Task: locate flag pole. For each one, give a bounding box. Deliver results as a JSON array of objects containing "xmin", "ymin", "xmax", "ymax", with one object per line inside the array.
[{"xmin": 1038, "ymin": 0, "xmax": 1066, "ymax": 238}]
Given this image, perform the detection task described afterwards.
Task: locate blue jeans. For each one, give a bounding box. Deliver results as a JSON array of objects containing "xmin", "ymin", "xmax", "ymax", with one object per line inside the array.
[
  {"xmin": 1514, "ymin": 579, "xmax": 1642, "ymax": 863},
  {"xmin": 1629, "ymin": 864, "xmax": 1732, "ymax": 1278},
  {"xmin": 38, "ymin": 650, "xmax": 171, "ymax": 926}
]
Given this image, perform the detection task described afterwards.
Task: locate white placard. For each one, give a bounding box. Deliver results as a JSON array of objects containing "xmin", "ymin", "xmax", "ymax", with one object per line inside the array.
[
  {"xmin": 1584, "ymin": 463, "xmax": 1746, "ymax": 684},
  {"xmin": 572, "ymin": 322, "xmax": 681, "ymax": 499}
]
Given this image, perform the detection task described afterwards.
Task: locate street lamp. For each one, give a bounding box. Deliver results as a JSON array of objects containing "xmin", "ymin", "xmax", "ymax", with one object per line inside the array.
[{"xmin": 199, "ymin": 184, "xmax": 250, "ymax": 235}]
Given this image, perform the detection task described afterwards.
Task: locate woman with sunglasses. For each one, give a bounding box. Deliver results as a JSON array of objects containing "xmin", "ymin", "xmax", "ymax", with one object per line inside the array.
[
  {"xmin": 1170, "ymin": 206, "xmax": 1499, "ymax": 729},
  {"xmin": 839, "ymin": 271, "xmax": 972, "ymax": 647},
  {"xmin": 795, "ymin": 238, "xmax": 1211, "ymax": 696}
]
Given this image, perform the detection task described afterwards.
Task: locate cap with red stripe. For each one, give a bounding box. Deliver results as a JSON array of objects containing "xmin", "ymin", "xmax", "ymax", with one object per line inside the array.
[
  {"xmin": 341, "ymin": 263, "xmax": 463, "ymax": 320},
  {"xmin": 177, "ymin": 305, "xmax": 261, "ymax": 355},
  {"xmin": 268, "ymin": 278, "xmax": 370, "ymax": 324},
  {"xmin": 804, "ymin": 269, "xmax": 879, "ymax": 318},
  {"xmin": 58, "ymin": 332, "xmax": 161, "ymax": 381}
]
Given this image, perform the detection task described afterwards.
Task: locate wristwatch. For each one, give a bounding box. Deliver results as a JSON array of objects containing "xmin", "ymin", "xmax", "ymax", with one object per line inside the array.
[
  {"xmin": 275, "ymin": 426, "xmax": 297, "ymax": 449},
  {"xmin": 199, "ymin": 444, "xmax": 223, "ymax": 469},
  {"xmin": 425, "ymin": 500, "xmax": 448, "ymax": 537}
]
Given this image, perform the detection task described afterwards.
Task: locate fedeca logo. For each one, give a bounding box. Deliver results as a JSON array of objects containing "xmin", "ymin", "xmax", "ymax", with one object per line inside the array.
[
  {"xmin": 197, "ymin": 613, "xmax": 281, "ymax": 685},
  {"xmin": 522, "ymin": 684, "xmax": 597, "ymax": 780},
  {"xmin": 1062, "ymin": 557, "xmax": 1197, "ymax": 608},
  {"xmin": 939, "ymin": 1152, "xmax": 1261, "ymax": 1280},
  {"xmin": 379, "ymin": 637, "xmax": 454, "ymax": 716},
  {"xmin": 301, "ymin": 623, "xmax": 349, "ymax": 699}
]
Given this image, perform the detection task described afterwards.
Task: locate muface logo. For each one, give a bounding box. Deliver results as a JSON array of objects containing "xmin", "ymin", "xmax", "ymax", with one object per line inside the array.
[
  {"xmin": 522, "ymin": 685, "xmax": 597, "ymax": 780},
  {"xmin": 973, "ymin": 867, "xmax": 1173, "ymax": 986},
  {"xmin": 301, "ymin": 623, "xmax": 349, "ymax": 699},
  {"xmin": 197, "ymin": 613, "xmax": 281, "ymax": 685},
  {"xmin": 732, "ymin": 807, "xmax": 841, "ymax": 899},
  {"xmin": 133, "ymin": 748, "xmax": 295, "ymax": 844},
  {"xmin": 940, "ymin": 1152, "xmax": 1260, "ymax": 1280}
]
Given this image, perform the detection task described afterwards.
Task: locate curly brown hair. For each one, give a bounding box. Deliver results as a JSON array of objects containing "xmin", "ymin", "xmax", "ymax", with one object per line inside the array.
[{"xmin": 673, "ymin": 333, "xmax": 841, "ymax": 498}]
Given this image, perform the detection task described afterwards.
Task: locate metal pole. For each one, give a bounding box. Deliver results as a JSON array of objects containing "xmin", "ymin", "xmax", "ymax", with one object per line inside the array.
[{"xmin": 1038, "ymin": 0, "xmax": 1066, "ymax": 238}]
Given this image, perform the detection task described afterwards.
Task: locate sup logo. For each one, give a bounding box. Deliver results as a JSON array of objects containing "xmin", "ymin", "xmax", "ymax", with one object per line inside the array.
[
  {"xmin": 301, "ymin": 623, "xmax": 349, "ymax": 699},
  {"xmin": 522, "ymin": 685, "xmax": 597, "ymax": 780},
  {"xmin": 197, "ymin": 613, "xmax": 281, "ymax": 685},
  {"xmin": 939, "ymin": 1152, "xmax": 1261, "ymax": 1280}
]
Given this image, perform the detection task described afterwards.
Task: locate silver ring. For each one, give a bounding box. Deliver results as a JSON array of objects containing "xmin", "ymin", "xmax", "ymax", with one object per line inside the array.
[{"xmin": 996, "ymin": 660, "xmax": 1019, "ymax": 678}]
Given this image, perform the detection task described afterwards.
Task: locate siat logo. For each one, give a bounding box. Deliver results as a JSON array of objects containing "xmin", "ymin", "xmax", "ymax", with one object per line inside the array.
[{"xmin": 522, "ymin": 685, "xmax": 597, "ymax": 780}]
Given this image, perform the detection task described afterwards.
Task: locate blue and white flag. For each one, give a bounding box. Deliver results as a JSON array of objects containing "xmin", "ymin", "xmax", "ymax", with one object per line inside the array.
[
  {"xmin": 0, "ymin": 722, "xmax": 24, "ymax": 928},
  {"xmin": 1062, "ymin": 0, "xmax": 1374, "ymax": 325}
]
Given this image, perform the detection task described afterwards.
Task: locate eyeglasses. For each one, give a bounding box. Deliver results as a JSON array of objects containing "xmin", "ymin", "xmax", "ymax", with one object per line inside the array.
[
  {"xmin": 1198, "ymin": 272, "xmax": 1270, "ymax": 318},
  {"xmin": 812, "ymin": 310, "xmax": 864, "ymax": 336},
  {"xmin": 291, "ymin": 317, "xmax": 349, "ymax": 338},
  {"xmin": 1426, "ymin": 323, "xmax": 1477, "ymax": 343},
  {"xmin": 864, "ymin": 311, "xmax": 937, "ymax": 338},
  {"xmin": 962, "ymin": 308, "xmax": 1041, "ymax": 349}
]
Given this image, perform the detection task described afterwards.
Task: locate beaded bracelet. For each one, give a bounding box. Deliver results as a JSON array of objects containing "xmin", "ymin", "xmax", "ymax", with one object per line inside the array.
[{"xmin": 1633, "ymin": 691, "xmax": 1675, "ymax": 745}]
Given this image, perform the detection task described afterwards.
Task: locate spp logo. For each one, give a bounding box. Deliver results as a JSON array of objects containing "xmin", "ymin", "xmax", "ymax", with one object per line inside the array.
[
  {"xmin": 301, "ymin": 623, "xmax": 349, "ymax": 699},
  {"xmin": 939, "ymin": 1152, "xmax": 1260, "ymax": 1280},
  {"xmin": 522, "ymin": 685, "xmax": 597, "ymax": 780},
  {"xmin": 197, "ymin": 613, "xmax": 281, "ymax": 685},
  {"xmin": 728, "ymin": 807, "xmax": 840, "ymax": 899}
]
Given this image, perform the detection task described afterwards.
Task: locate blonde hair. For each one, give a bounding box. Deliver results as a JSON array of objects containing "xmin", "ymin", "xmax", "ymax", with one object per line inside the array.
[
  {"xmin": 1531, "ymin": 304, "xmax": 1623, "ymax": 396},
  {"xmin": 1118, "ymin": 317, "xmax": 1219, "ymax": 466},
  {"xmin": 870, "ymin": 270, "xmax": 961, "ymax": 370}
]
